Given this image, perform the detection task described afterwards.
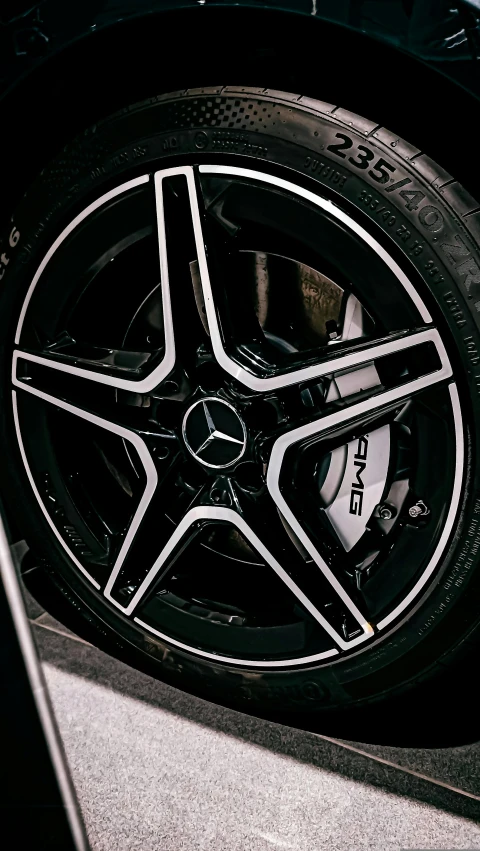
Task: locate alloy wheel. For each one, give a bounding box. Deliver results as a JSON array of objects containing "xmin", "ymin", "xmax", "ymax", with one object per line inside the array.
[{"xmin": 12, "ymin": 162, "xmax": 463, "ymax": 669}]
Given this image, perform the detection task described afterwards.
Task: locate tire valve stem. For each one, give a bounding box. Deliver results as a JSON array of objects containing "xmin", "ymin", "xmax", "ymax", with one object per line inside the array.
[{"xmin": 408, "ymin": 500, "xmax": 430, "ymax": 519}]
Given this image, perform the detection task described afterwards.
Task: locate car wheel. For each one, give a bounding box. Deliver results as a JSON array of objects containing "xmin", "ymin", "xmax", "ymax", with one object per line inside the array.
[{"xmin": 2, "ymin": 87, "xmax": 480, "ymax": 714}]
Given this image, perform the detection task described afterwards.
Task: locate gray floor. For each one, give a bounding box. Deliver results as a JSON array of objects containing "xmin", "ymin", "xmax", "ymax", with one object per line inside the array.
[{"xmin": 18, "ymin": 558, "xmax": 480, "ymax": 850}]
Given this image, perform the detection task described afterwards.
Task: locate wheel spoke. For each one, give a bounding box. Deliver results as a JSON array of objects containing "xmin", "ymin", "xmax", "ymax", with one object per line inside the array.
[
  {"xmin": 195, "ymin": 242, "xmax": 448, "ymax": 389},
  {"xmin": 15, "ymin": 341, "xmax": 158, "ymax": 382},
  {"xmin": 11, "ymin": 380, "xmax": 159, "ymax": 596},
  {"xmin": 128, "ymin": 498, "xmax": 342, "ymax": 649},
  {"xmin": 225, "ymin": 486, "xmax": 368, "ymax": 650},
  {"xmin": 191, "ymin": 163, "xmax": 440, "ymax": 391},
  {"xmin": 125, "ymin": 479, "xmax": 363, "ymax": 650},
  {"xmin": 266, "ymin": 324, "xmax": 453, "ymax": 632},
  {"xmin": 13, "ymin": 171, "xmax": 179, "ymax": 394},
  {"xmin": 104, "ymin": 454, "xmax": 205, "ymax": 613}
]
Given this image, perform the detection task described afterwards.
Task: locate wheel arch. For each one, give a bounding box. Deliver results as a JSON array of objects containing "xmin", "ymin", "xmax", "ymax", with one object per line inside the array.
[{"xmin": 0, "ymin": 5, "xmax": 479, "ymax": 241}]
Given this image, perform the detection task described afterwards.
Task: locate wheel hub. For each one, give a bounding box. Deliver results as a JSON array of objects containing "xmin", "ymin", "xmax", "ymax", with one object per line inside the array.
[{"xmin": 182, "ymin": 397, "xmax": 247, "ymax": 469}]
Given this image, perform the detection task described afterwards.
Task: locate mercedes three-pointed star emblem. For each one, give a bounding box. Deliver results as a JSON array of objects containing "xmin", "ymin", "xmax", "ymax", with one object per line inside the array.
[{"xmin": 182, "ymin": 397, "xmax": 247, "ymax": 468}]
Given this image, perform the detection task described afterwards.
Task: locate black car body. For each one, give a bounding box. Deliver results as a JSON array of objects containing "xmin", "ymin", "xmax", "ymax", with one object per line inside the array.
[{"xmin": 1, "ymin": 0, "xmax": 479, "ymax": 226}]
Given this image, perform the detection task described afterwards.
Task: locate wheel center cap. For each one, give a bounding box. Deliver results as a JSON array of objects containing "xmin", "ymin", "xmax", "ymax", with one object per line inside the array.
[{"xmin": 182, "ymin": 397, "xmax": 247, "ymax": 469}]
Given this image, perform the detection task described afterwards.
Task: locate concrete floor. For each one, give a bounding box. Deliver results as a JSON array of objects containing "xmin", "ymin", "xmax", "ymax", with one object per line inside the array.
[{"xmin": 14, "ymin": 542, "xmax": 480, "ymax": 851}]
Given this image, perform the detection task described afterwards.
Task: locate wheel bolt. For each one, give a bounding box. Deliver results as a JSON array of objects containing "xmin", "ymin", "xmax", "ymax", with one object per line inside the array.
[
  {"xmin": 235, "ymin": 461, "xmax": 264, "ymax": 493},
  {"xmin": 156, "ymin": 446, "xmax": 170, "ymax": 461},
  {"xmin": 210, "ymin": 488, "xmax": 231, "ymax": 506},
  {"xmin": 161, "ymin": 380, "xmax": 179, "ymax": 395},
  {"xmin": 377, "ymin": 503, "xmax": 396, "ymax": 520}
]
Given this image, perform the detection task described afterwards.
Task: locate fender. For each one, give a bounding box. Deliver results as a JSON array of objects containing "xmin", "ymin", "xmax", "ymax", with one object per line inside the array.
[{"xmin": 0, "ymin": 0, "xmax": 479, "ymax": 101}]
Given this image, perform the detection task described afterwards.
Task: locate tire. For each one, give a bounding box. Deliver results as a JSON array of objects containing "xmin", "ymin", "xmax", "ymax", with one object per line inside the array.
[{"xmin": 2, "ymin": 86, "xmax": 480, "ymax": 717}]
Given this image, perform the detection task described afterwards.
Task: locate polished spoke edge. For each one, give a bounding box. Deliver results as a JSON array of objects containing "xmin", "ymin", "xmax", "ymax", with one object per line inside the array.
[
  {"xmin": 267, "ymin": 337, "xmax": 457, "ymax": 633},
  {"xmin": 14, "ymin": 175, "xmax": 150, "ymax": 345},
  {"xmin": 13, "ymin": 171, "xmax": 175, "ymax": 393},
  {"xmin": 12, "ymin": 390, "xmax": 101, "ymax": 590},
  {"xmin": 132, "ymin": 504, "xmax": 342, "ymax": 656},
  {"xmin": 11, "ymin": 380, "xmax": 158, "ymax": 608},
  {"xmin": 14, "ymin": 163, "xmax": 434, "ymax": 396},
  {"xmin": 134, "ymin": 616, "xmax": 339, "ymax": 668},
  {"xmin": 184, "ymin": 165, "xmax": 434, "ymax": 390},
  {"xmin": 199, "ymin": 163, "xmax": 432, "ymax": 325},
  {"xmin": 377, "ymin": 382, "xmax": 463, "ymax": 628}
]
